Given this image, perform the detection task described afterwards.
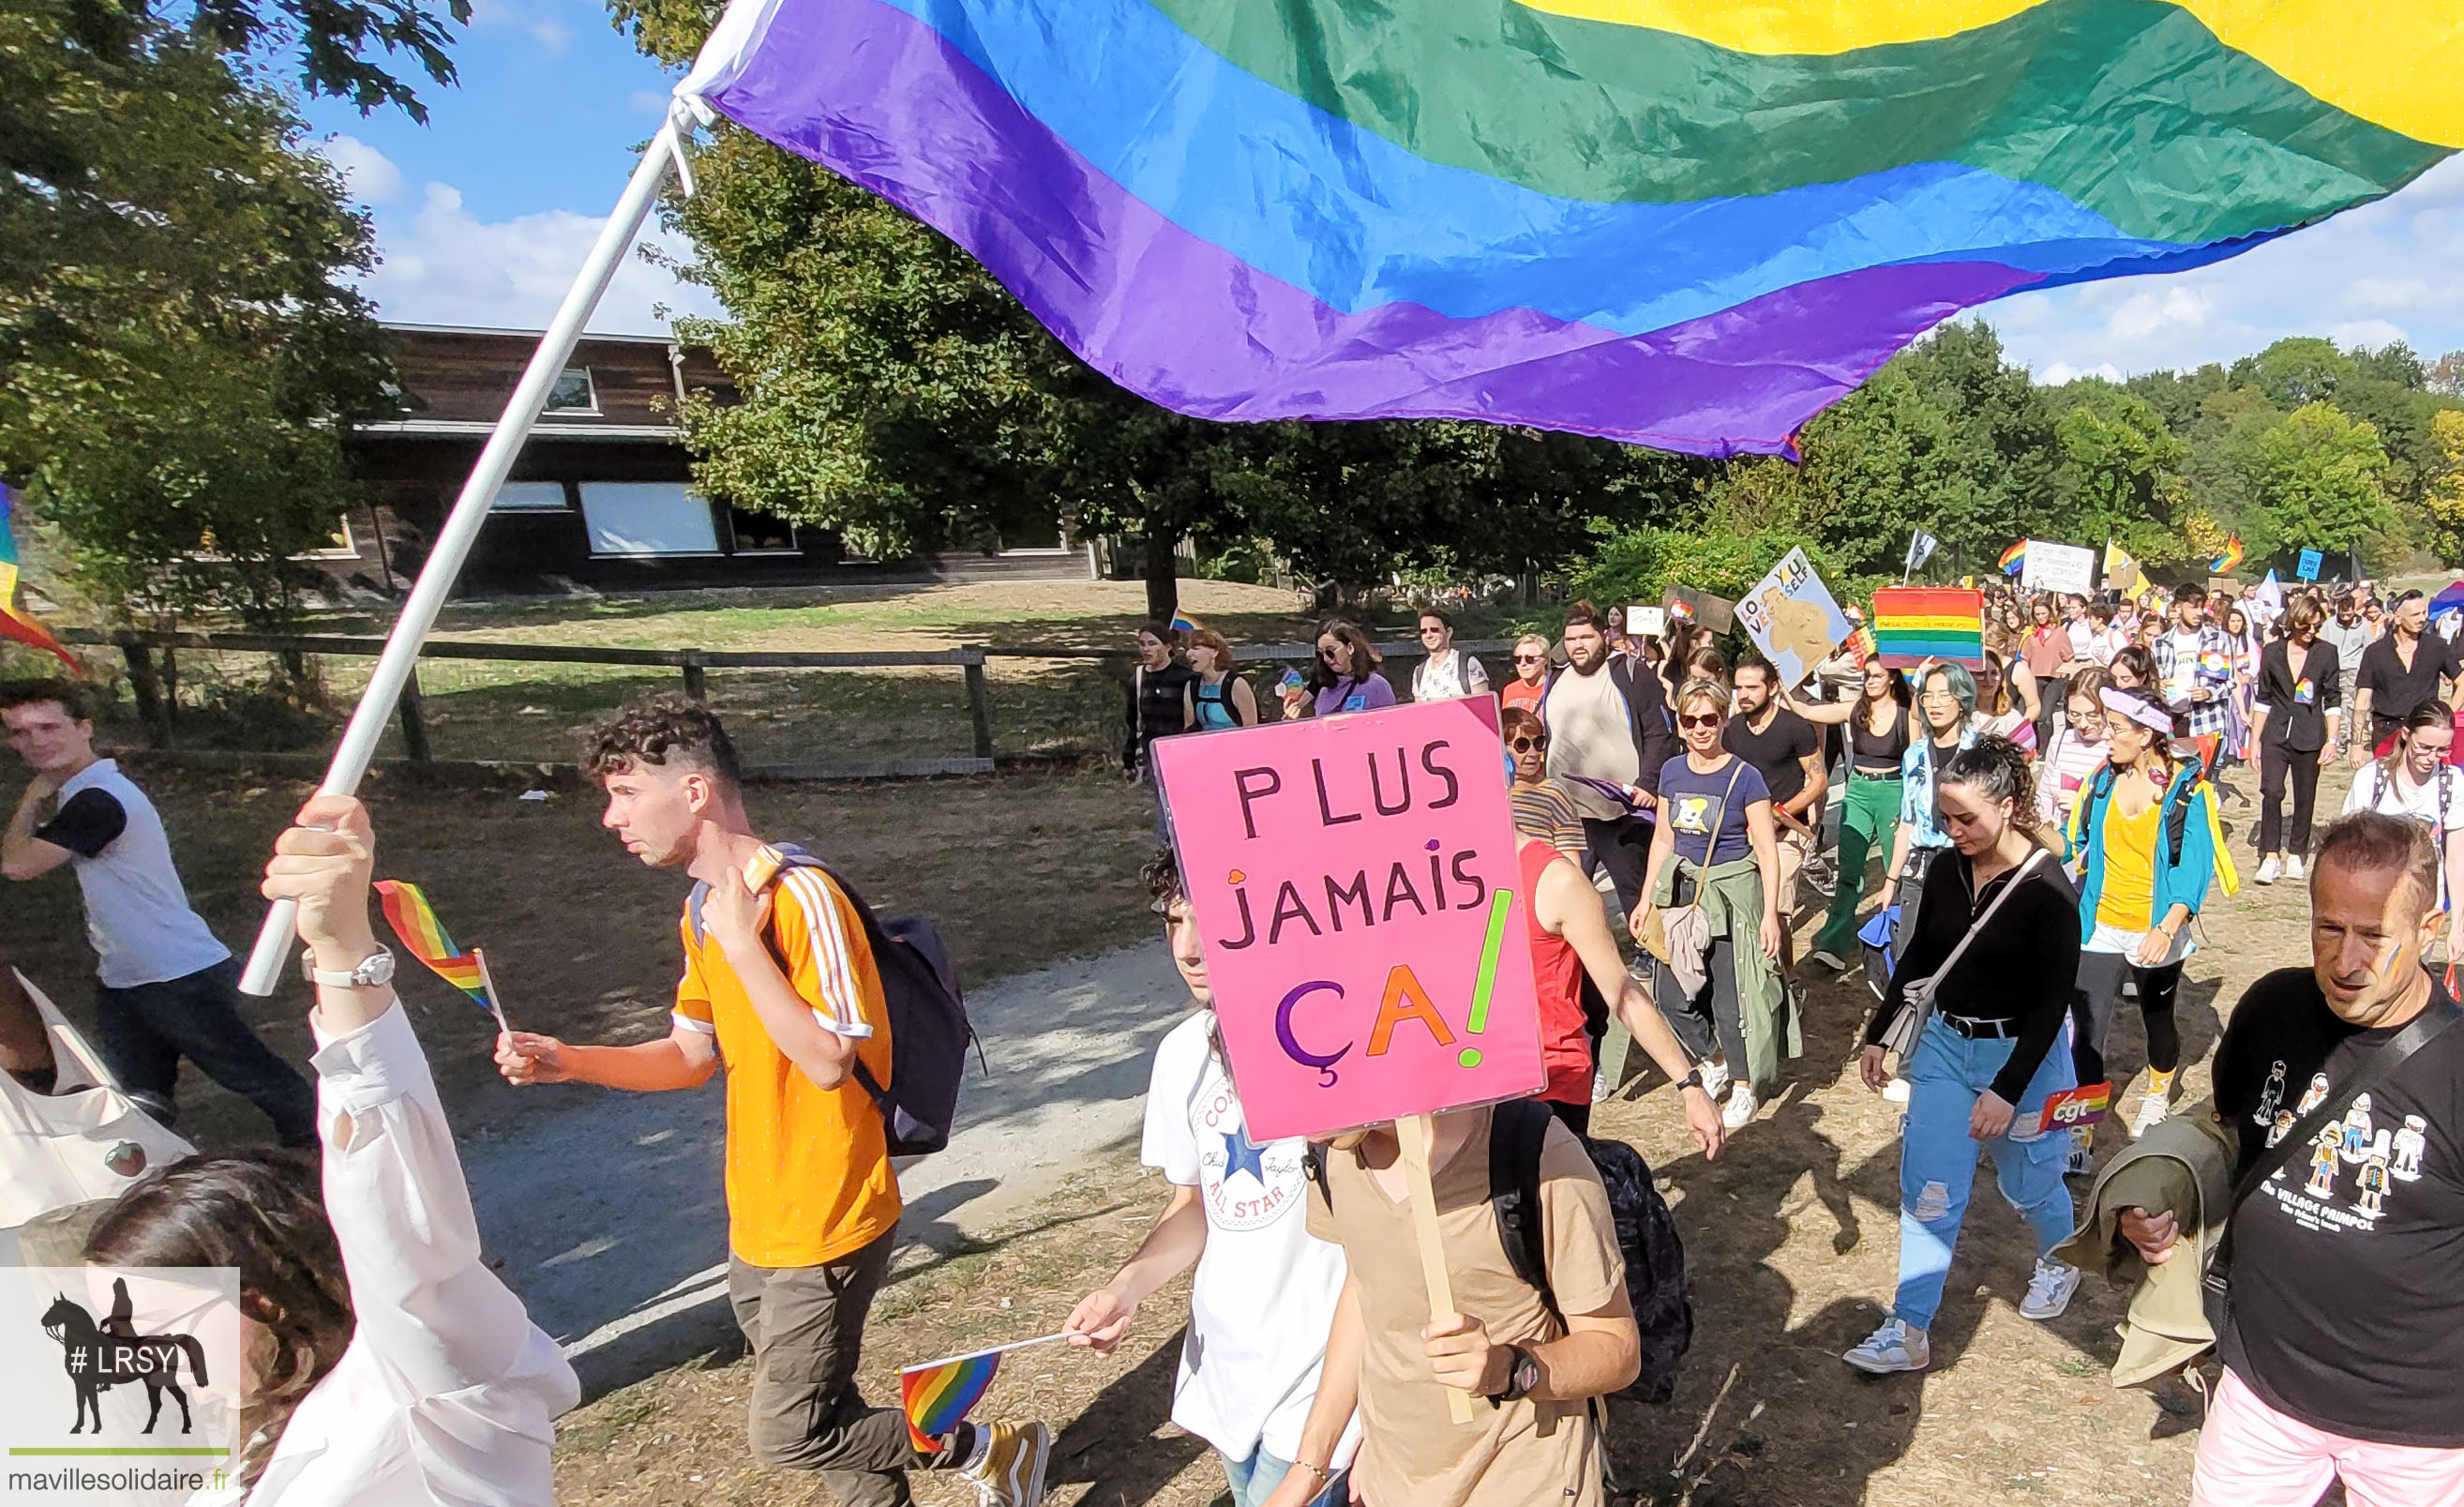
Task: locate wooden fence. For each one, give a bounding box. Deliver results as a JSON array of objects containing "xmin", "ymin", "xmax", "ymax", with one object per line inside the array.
[{"xmin": 53, "ymin": 627, "xmax": 1516, "ymax": 781}]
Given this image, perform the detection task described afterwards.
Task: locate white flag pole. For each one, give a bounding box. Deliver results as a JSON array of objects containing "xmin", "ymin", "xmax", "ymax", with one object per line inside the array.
[{"xmin": 239, "ymin": 126, "xmax": 685, "ymax": 995}]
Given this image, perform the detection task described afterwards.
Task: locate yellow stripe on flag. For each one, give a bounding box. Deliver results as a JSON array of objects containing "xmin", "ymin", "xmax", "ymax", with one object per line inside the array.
[{"xmin": 1508, "ymin": 0, "xmax": 2464, "ymax": 147}]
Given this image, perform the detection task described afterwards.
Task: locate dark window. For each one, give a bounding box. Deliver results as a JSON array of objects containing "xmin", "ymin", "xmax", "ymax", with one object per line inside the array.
[
  {"xmin": 729, "ymin": 507, "xmax": 798, "ymax": 555},
  {"xmin": 545, "ymin": 368, "xmax": 598, "ymax": 414}
]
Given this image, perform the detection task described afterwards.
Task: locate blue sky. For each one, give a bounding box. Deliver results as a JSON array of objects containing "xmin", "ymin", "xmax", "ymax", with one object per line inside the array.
[{"xmin": 307, "ymin": 8, "xmax": 2464, "ymax": 379}]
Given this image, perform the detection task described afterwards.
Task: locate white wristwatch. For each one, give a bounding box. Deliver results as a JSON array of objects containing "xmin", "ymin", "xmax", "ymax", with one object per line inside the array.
[{"xmin": 301, "ymin": 946, "xmax": 397, "ymax": 988}]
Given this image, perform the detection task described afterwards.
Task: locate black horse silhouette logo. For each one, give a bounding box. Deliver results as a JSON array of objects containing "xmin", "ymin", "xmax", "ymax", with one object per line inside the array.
[{"xmin": 38, "ymin": 1278, "xmax": 209, "ymax": 1435}]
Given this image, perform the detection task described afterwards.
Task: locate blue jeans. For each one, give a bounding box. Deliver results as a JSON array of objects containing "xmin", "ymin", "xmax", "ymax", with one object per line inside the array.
[
  {"xmin": 1220, "ymin": 1447, "xmax": 1347, "ymax": 1507},
  {"xmin": 1892, "ymin": 1016, "xmax": 2075, "ymax": 1331}
]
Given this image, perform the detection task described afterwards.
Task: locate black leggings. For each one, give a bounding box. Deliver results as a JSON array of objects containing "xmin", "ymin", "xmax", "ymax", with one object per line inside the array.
[
  {"xmin": 2070, "ymin": 952, "xmax": 2183, "ymax": 1086},
  {"xmin": 2258, "ymin": 740, "xmax": 2321, "ymax": 856}
]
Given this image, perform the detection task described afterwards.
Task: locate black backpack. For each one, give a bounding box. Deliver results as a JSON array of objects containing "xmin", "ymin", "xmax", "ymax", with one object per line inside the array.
[
  {"xmin": 1307, "ymin": 1099, "xmax": 1693, "ymax": 1404},
  {"xmin": 689, "ymin": 845, "xmax": 976, "ymax": 1156},
  {"xmin": 1489, "ymin": 1099, "xmax": 1694, "ymax": 1405}
]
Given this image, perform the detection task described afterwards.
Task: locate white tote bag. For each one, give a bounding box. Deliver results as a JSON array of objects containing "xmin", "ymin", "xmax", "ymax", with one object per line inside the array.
[{"xmin": 0, "ymin": 969, "xmax": 194, "ymax": 1238}]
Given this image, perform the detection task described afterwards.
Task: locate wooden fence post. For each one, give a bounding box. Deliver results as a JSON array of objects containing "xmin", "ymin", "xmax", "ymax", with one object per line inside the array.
[
  {"xmin": 682, "ymin": 648, "xmax": 707, "ymax": 701},
  {"xmin": 963, "ymin": 656, "xmax": 995, "ymax": 761},
  {"xmin": 396, "ymin": 667, "xmax": 434, "ymax": 762},
  {"xmin": 120, "ymin": 643, "xmax": 171, "ymax": 746}
]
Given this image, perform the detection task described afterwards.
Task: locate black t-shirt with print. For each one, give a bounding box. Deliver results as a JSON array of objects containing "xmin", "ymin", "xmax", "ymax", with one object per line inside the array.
[
  {"xmin": 2212, "ymin": 966, "xmax": 2464, "ymax": 1446},
  {"xmin": 1721, "ymin": 705, "xmax": 1818, "ymax": 810}
]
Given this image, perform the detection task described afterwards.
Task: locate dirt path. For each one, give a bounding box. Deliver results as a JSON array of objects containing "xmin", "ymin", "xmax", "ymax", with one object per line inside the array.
[{"xmin": 470, "ymin": 937, "xmax": 1183, "ymax": 1395}]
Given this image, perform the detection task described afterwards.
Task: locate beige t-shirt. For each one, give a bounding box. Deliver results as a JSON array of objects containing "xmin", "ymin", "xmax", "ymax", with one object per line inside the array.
[
  {"xmin": 1306, "ymin": 1107, "xmax": 1625, "ymax": 1507},
  {"xmin": 1542, "ymin": 665, "xmax": 1641, "ymax": 820}
]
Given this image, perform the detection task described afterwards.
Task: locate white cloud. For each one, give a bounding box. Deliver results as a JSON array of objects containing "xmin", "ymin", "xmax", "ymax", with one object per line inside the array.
[
  {"xmin": 2330, "ymin": 318, "xmax": 2411, "ymax": 348},
  {"xmin": 2039, "ymin": 360, "xmax": 2124, "ymax": 386},
  {"xmin": 319, "ymin": 134, "xmax": 404, "ymax": 206},
  {"xmin": 353, "ymin": 180, "xmax": 726, "ymax": 335},
  {"xmin": 1989, "ymin": 154, "xmax": 2464, "ymax": 378}
]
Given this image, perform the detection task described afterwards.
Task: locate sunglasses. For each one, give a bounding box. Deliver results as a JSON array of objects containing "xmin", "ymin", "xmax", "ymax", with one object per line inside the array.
[
  {"xmin": 1513, "ymin": 652, "xmax": 1545, "ymax": 663},
  {"xmin": 1677, "ymin": 712, "xmax": 1722, "ymax": 730},
  {"xmin": 1508, "ymin": 734, "xmax": 1549, "ymax": 753}
]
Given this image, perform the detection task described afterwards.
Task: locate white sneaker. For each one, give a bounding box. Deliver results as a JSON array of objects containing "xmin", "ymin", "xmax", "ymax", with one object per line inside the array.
[
  {"xmin": 1883, "ymin": 1077, "xmax": 1912, "ymax": 1105},
  {"xmin": 1808, "ymin": 948, "xmax": 1847, "ymax": 972},
  {"xmin": 2021, "ymin": 1258, "xmax": 2082, "ymax": 1321},
  {"xmin": 1697, "ymin": 1058, "xmax": 1732, "ymax": 1103},
  {"xmin": 2255, "ymin": 854, "xmax": 2282, "ymax": 885},
  {"xmin": 2130, "ymin": 1093, "xmax": 2172, "ymax": 1138},
  {"xmin": 2285, "ymin": 853, "xmax": 2306, "ymax": 881},
  {"xmin": 1721, "ymin": 1086, "xmax": 1758, "ymax": 1130},
  {"xmin": 1843, "ymin": 1318, "xmax": 1930, "ymax": 1374}
]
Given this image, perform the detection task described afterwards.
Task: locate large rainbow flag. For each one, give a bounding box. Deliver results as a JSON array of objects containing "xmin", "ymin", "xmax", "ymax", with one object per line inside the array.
[
  {"xmin": 674, "ymin": 0, "xmax": 2461, "ymax": 457},
  {"xmin": 0, "ymin": 484, "xmax": 79, "ymax": 672}
]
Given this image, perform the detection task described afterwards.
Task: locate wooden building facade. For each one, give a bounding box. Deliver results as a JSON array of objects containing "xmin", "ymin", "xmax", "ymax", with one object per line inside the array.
[{"xmin": 331, "ymin": 324, "xmax": 1086, "ymax": 597}]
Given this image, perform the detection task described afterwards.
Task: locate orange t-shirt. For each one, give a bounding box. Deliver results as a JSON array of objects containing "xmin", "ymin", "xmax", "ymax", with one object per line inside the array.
[{"xmin": 675, "ymin": 865, "xmax": 901, "ymax": 1269}]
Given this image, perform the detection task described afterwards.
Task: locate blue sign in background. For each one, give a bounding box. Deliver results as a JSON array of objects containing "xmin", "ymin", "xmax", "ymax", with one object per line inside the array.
[{"xmin": 2297, "ymin": 549, "xmax": 2323, "ymax": 581}]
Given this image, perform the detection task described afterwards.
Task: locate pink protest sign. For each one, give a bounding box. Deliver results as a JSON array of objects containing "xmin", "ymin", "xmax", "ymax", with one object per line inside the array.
[{"xmin": 1154, "ymin": 697, "xmax": 1545, "ymax": 1140}]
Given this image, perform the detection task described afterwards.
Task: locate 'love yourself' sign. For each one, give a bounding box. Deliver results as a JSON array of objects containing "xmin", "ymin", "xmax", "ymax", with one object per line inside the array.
[{"xmin": 1155, "ymin": 698, "xmax": 1545, "ymax": 1140}]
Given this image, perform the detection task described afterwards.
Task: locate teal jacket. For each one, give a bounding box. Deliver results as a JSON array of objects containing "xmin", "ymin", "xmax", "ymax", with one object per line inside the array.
[{"xmin": 2066, "ymin": 756, "xmax": 2238, "ymax": 942}]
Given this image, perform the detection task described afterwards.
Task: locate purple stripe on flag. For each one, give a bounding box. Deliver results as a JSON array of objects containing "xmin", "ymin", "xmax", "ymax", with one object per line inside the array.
[{"xmin": 704, "ymin": 0, "xmax": 2048, "ymax": 456}]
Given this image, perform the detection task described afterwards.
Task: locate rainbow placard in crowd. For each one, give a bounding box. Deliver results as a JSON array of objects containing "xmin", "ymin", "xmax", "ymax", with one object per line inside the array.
[{"xmin": 1869, "ymin": 587, "xmax": 1985, "ymax": 669}]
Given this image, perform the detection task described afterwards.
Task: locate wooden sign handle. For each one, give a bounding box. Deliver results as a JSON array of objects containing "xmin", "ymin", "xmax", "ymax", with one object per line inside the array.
[{"xmin": 1397, "ymin": 1113, "xmax": 1477, "ymax": 1425}]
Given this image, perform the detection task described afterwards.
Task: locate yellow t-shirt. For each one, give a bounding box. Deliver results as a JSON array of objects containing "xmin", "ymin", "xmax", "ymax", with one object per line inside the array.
[
  {"xmin": 675, "ymin": 865, "xmax": 901, "ymax": 1269},
  {"xmin": 2095, "ymin": 795, "xmax": 2161, "ymax": 932}
]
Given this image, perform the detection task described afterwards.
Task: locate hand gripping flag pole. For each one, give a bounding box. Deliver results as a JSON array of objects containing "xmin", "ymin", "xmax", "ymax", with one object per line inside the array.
[{"xmin": 238, "ymin": 123, "xmax": 687, "ymax": 995}]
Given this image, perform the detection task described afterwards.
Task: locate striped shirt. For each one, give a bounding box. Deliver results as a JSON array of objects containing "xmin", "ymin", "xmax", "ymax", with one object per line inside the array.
[{"xmin": 677, "ymin": 862, "xmax": 899, "ymax": 1268}]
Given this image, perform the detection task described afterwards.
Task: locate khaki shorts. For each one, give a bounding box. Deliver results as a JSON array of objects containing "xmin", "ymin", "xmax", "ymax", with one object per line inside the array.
[{"xmin": 1773, "ymin": 827, "xmax": 1812, "ymax": 917}]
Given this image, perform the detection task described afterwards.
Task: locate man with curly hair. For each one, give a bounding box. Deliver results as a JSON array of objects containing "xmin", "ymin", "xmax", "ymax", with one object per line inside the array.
[{"xmin": 494, "ymin": 695, "xmax": 1049, "ymax": 1507}]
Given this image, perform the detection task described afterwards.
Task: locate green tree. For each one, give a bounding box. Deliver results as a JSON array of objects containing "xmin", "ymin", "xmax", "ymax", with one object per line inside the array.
[
  {"xmin": 2249, "ymin": 402, "xmax": 2393, "ymax": 562},
  {"xmin": 2231, "ymin": 337, "xmax": 2356, "ymax": 410},
  {"xmin": 2, "ymin": 0, "xmax": 395, "ymax": 635},
  {"xmin": 2049, "ymin": 382, "xmax": 2189, "ymax": 561}
]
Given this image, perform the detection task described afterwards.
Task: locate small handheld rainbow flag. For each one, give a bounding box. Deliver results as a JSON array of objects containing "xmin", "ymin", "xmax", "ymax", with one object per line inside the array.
[
  {"xmin": 1168, "ymin": 610, "xmax": 1198, "ymax": 633},
  {"xmin": 2211, "ymin": 535, "xmax": 2246, "ymax": 575},
  {"xmin": 1868, "ymin": 587, "xmax": 1984, "ymax": 670},
  {"xmin": 374, "ymin": 880, "xmax": 509, "ymax": 1032},
  {"xmin": 0, "ymin": 483, "xmax": 79, "ymax": 673},
  {"xmin": 899, "ymin": 1333, "xmax": 1068, "ymax": 1452},
  {"xmin": 1995, "ymin": 540, "xmax": 2026, "ymax": 577}
]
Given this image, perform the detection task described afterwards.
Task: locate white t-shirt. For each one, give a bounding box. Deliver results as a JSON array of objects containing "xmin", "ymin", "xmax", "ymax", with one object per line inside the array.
[
  {"xmin": 38, "ymin": 761, "xmax": 230, "ymax": 988},
  {"xmin": 1142, "ymin": 1012, "xmax": 1360, "ymax": 1466},
  {"xmin": 1412, "ymin": 648, "xmax": 1489, "ymax": 701},
  {"xmin": 2342, "ymin": 761, "xmax": 2464, "ymax": 906}
]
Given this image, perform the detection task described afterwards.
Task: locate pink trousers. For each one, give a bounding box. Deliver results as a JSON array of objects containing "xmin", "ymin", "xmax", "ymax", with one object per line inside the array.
[{"xmin": 2193, "ymin": 1369, "xmax": 2464, "ymax": 1507}]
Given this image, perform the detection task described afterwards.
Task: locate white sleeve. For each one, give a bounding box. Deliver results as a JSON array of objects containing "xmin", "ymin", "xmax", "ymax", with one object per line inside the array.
[
  {"xmin": 1139, "ymin": 1022, "xmax": 1204, "ymax": 1185},
  {"xmin": 2445, "ymin": 772, "xmax": 2464, "ymax": 832},
  {"xmin": 310, "ymin": 1002, "xmax": 578, "ymax": 1454},
  {"xmin": 1465, "ymin": 656, "xmax": 1490, "ymax": 693},
  {"xmin": 2341, "ymin": 775, "xmax": 2372, "ymax": 817}
]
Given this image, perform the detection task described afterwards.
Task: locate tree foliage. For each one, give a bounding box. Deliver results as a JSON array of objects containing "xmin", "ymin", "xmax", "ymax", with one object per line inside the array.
[{"xmin": 2, "ymin": 0, "xmax": 397, "ymax": 629}]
